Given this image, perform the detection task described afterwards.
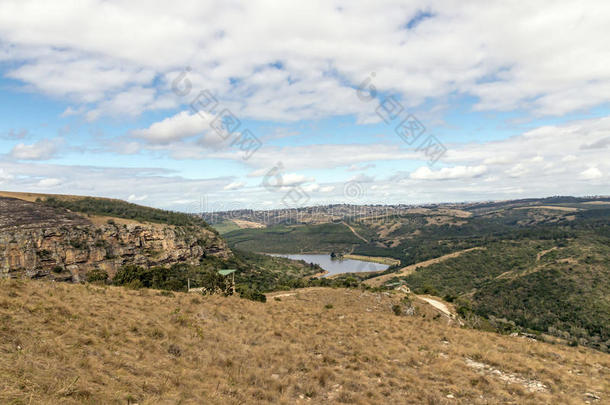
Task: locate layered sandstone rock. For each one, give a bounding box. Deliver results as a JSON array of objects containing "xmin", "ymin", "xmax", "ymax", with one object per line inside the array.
[{"xmin": 0, "ymin": 197, "xmax": 230, "ymax": 282}]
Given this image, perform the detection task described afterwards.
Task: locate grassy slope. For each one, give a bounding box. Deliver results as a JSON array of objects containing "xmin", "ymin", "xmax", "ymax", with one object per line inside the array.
[
  {"xmin": 0, "ymin": 191, "xmax": 216, "ymax": 231},
  {"xmin": 221, "ymin": 205, "xmax": 610, "ymax": 350},
  {"xmin": 40, "ymin": 196, "xmax": 216, "ymax": 231},
  {"xmin": 225, "ymin": 223, "xmax": 363, "ymax": 253},
  {"xmin": 389, "ymin": 235, "xmax": 610, "ymax": 350},
  {"xmin": 213, "ymin": 220, "xmax": 241, "ymax": 234},
  {"xmin": 1, "ymin": 279, "xmax": 609, "ymax": 404}
]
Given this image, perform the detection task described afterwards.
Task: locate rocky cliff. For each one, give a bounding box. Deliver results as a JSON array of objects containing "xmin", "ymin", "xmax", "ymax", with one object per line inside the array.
[{"xmin": 0, "ymin": 196, "xmax": 231, "ymax": 282}]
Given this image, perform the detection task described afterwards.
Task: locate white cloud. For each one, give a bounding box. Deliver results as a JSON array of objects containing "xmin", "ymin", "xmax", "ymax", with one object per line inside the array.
[
  {"xmin": 302, "ymin": 183, "xmax": 320, "ymax": 193},
  {"xmin": 349, "ymin": 173, "xmax": 375, "ymax": 183},
  {"xmin": 348, "ymin": 163, "xmax": 376, "ymax": 172},
  {"xmin": 0, "ymin": 168, "xmax": 14, "ymax": 183},
  {"xmin": 127, "ymin": 194, "xmax": 148, "ymax": 202},
  {"xmin": 505, "ymin": 164, "xmax": 529, "ymax": 178},
  {"xmin": 246, "ymin": 168, "xmax": 271, "ymax": 178},
  {"xmin": 1, "ymin": 1, "xmax": 609, "ymax": 120},
  {"xmin": 281, "ymin": 173, "xmax": 314, "ymax": 187},
  {"xmin": 410, "ymin": 165, "xmax": 487, "ymax": 180},
  {"xmin": 131, "ymin": 110, "xmax": 217, "ymax": 144},
  {"xmin": 10, "ymin": 139, "xmax": 59, "ymax": 160},
  {"xmin": 37, "ymin": 178, "xmax": 61, "ymax": 188},
  {"xmin": 0, "ymin": 159, "xmax": 233, "ymax": 211},
  {"xmin": 220, "ymin": 143, "xmax": 421, "ymax": 171},
  {"xmin": 580, "ymin": 167, "xmax": 603, "ymax": 180},
  {"xmin": 224, "ymin": 181, "xmax": 245, "ymax": 191},
  {"xmin": 562, "ymin": 155, "xmax": 577, "ymax": 162},
  {"xmin": 0, "ymin": 2, "xmax": 609, "ymax": 208}
]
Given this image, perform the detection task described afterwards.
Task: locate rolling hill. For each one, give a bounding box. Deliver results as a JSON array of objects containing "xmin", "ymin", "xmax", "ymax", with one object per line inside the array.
[
  {"xmin": 218, "ymin": 197, "xmax": 610, "ymax": 351},
  {"xmin": 1, "ymin": 279, "xmax": 608, "ymax": 404}
]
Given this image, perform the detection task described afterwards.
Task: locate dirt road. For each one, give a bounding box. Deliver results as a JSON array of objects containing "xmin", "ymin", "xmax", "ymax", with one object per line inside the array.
[
  {"xmin": 419, "ymin": 296, "xmax": 453, "ymax": 317},
  {"xmin": 342, "ymin": 221, "xmax": 369, "ymax": 243}
]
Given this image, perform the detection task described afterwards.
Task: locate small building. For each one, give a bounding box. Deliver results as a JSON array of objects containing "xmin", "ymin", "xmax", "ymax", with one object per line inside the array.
[
  {"xmin": 188, "ymin": 269, "xmax": 238, "ymax": 294},
  {"xmin": 218, "ymin": 269, "xmax": 237, "ymax": 294}
]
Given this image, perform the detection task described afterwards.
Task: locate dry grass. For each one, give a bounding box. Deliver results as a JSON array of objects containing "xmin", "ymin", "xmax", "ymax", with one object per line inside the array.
[
  {"xmin": 342, "ymin": 254, "xmax": 400, "ymax": 266},
  {"xmin": 515, "ymin": 206, "xmax": 579, "ymax": 212},
  {"xmin": 87, "ymin": 215, "xmax": 165, "ymax": 227},
  {"xmin": 1, "ymin": 279, "xmax": 608, "ymax": 404},
  {"xmin": 0, "ymin": 191, "xmax": 113, "ymax": 203},
  {"xmin": 232, "ymin": 220, "xmax": 266, "ymax": 229}
]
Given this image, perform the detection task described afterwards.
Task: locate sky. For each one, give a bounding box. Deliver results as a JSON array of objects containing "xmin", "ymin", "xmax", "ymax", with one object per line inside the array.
[{"xmin": 0, "ymin": 0, "xmax": 609, "ymax": 212}]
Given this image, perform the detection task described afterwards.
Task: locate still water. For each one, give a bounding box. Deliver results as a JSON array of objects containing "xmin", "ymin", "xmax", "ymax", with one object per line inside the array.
[{"xmin": 271, "ymin": 254, "xmax": 389, "ymax": 277}]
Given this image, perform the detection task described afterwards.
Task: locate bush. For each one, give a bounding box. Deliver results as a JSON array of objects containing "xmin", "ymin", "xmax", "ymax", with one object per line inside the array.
[
  {"xmin": 167, "ymin": 344, "xmax": 182, "ymax": 357},
  {"xmin": 238, "ymin": 287, "xmax": 267, "ymax": 303},
  {"xmin": 87, "ymin": 268, "xmax": 109, "ymax": 283}
]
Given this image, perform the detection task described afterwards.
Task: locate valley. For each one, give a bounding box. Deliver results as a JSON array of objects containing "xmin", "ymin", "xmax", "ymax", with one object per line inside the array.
[
  {"xmin": 214, "ymin": 197, "xmax": 610, "ymax": 352},
  {"xmin": 3, "ymin": 3, "xmax": 609, "ymax": 403},
  {"xmin": 1, "ymin": 192, "xmax": 609, "ymax": 404}
]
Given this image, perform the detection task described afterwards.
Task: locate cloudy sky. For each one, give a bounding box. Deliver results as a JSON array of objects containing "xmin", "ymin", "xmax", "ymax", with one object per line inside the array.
[{"xmin": 0, "ymin": 0, "xmax": 609, "ymax": 211}]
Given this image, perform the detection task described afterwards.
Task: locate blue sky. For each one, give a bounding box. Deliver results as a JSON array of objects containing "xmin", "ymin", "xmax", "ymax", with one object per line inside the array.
[{"xmin": 0, "ymin": 1, "xmax": 608, "ymax": 211}]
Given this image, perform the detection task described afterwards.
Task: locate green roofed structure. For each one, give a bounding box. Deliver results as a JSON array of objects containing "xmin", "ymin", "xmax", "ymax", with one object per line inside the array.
[{"xmin": 218, "ymin": 269, "xmax": 237, "ymax": 294}]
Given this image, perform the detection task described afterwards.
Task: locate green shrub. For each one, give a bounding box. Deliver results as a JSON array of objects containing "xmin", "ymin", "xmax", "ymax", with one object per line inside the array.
[
  {"xmin": 238, "ymin": 287, "xmax": 267, "ymax": 303},
  {"xmin": 87, "ymin": 268, "xmax": 109, "ymax": 283}
]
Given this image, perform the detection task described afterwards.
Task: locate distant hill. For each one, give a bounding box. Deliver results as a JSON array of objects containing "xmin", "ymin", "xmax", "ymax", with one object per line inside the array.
[
  {"xmin": 220, "ymin": 197, "xmax": 610, "ymax": 351},
  {"xmin": 205, "ymin": 196, "xmax": 610, "ymax": 229}
]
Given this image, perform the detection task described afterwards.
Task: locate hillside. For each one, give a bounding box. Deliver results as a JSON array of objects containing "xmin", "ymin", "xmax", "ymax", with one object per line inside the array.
[
  {"xmin": 0, "ymin": 192, "xmax": 320, "ymax": 297},
  {"xmin": 206, "ymin": 197, "xmax": 610, "ymax": 229},
  {"xmin": 1, "ymin": 279, "xmax": 608, "ymax": 404},
  {"xmin": 219, "ymin": 198, "xmax": 610, "ymax": 351}
]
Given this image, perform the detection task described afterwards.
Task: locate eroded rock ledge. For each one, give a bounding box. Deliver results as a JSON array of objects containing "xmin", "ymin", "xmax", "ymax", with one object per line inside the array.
[{"xmin": 0, "ymin": 197, "xmax": 230, "ymax": 281}]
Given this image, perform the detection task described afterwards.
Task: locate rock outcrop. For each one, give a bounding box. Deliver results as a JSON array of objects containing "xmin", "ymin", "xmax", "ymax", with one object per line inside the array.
[{"xmin": 0, "ymin": 197, "xmax": 231, "ymax": 282}]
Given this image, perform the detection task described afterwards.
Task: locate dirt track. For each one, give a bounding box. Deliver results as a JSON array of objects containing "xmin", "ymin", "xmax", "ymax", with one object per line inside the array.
[
  {"xmin": 418, "ymin": 296, "xmax": 453, "ymax": 317},
  {"xmin": 342, "ymin": 221, "xmax": 368, "ymax": 243}
]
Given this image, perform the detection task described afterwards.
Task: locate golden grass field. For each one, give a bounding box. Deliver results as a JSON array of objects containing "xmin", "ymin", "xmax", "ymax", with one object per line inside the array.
[
  {"xmin": 0, "ymin": 191, "xmax": 114, "ymax": 203},
  {"xmin": 342, "ymin": 254, "xmax": 401, "ymax": 266},
  {"xmin": 1, "ymin": 279, "xmax": 608, "ymax": 404}
]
